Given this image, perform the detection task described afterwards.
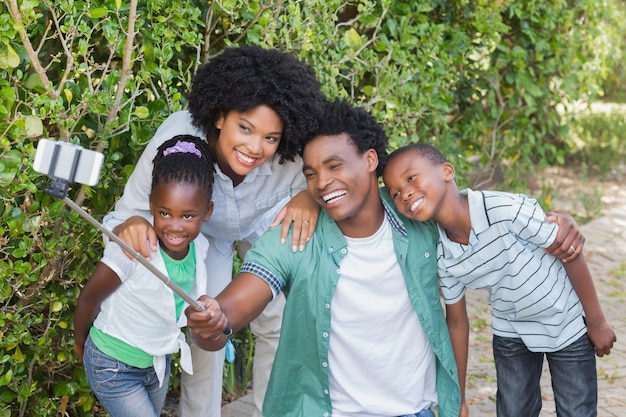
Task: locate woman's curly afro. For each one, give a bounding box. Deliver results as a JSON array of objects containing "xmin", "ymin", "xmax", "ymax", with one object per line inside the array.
[{"xmin": 187, "ymin": 45, "xmax": 325, "ymax": 163}]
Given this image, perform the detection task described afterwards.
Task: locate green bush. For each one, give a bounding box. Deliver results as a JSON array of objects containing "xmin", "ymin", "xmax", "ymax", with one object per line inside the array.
[{"xmin": 1, "ymin": 0, "xmax": 624, "ymax": 415}]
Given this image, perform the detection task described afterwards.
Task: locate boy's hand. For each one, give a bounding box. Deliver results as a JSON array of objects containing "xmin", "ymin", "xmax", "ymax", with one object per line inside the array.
[
  {"xmin": 586, "ymin": 317, "xmax": 617, "ymax": 357},
  {"xmin": 459, "ymin": 400, "xmax": 470, "ymax": 417},
  {"xmin": 545, "ymin": 211, "xmax": 585, "ymax": 263}
]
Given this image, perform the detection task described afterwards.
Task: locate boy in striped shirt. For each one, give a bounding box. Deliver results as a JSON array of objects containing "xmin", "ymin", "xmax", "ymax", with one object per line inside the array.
[{"xmin": 382, "ymin": 143, "xmax": 616, "ymax": 417}]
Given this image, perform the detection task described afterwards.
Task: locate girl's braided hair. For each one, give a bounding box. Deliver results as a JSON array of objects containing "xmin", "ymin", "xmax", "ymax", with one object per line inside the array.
[{"xmin": 151, "ymin": 135, "xmax": 215, "ymax": 201}]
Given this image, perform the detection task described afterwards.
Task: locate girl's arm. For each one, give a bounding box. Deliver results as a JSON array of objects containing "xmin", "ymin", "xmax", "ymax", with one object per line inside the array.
[
  {"xmin": 270, "ymin": 190, "xmax": 320, "ymax": 252},
  {"xmin": 563, "ymin": 254, "xmax": 616, "ymax": 357},
  {"xmin": 73, "ymin": 263, "xmax": 122, "ymax": 360},
  {"xmin": 446, "ymin": 297, "xmax": 470, "ymax": 417}
]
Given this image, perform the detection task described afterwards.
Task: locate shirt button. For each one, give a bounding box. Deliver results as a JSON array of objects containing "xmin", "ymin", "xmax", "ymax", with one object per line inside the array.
[
  {"xmin": 328, "ymin": 247, "xmax": 334, "ymax": 253},
  {"xmin": 324, "ymin": 389, "xmax": 329, "ymax": 395},
  {"xmin": 325, "ymin": 303, "xmax": 330, "ymax": 309},
  {"xmin": 341, "ymin": 248, "xmax": 347, "ymax": 254},
  {"xmin": 322, "ymin": 362, "xmax": 328, "ymax": 367},
  {"xmin": 324, "ymin": 413, "xmax": 329, "ymax": 417},
  {"xmin": 322, "ymin": 332, "xmax": 329, "ymax": 338},
  {"xmin": 424, "ymin": 252, "xmax": 430, "ymax": 258}
]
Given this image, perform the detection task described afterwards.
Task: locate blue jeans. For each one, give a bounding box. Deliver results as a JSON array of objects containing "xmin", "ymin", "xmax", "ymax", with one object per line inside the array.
[
  {"xmin": 397, "ymin": 409, "xmax": 436, "ymax": 417},
  {"xmin": 493, "ymin": 333, "xmax": 597, "ymax": 417},
  {"xmin": 83, "ymin": 336, "xmax": 170, "ymax": 417}
]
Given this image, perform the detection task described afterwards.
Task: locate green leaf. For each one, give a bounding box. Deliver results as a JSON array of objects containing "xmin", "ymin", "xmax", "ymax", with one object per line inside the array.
[
  {"xmin": 88, "ymin": 7, "xmax": 108, "ymax": 19},
  {"xmin": 5, "ymin": 44, "xmax": 20, "ymax": 68},
  {"xmin": 134, "ymin": 106, "xmax": 149, "ymax": 119},
  {"xmin": 51, "ymin": 301, "xmax": 62, "ymax": 313},
  {"xmin": 24, "ymin": 115, "xmax": 43, "ymax": 138},
  {"xmin": 344, "ymin": 28, "xmax": 363, "ymax": 49},
  {"xmin": 0, "ymin": 369, "xmax": 12, "ymax": 386},
  {"xmin": 53, "ymin": 381, "xmax": 78, "ymax": 397}
]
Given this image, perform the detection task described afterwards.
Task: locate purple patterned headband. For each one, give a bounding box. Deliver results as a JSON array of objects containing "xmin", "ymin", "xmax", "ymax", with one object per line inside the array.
[{"xmin": 163, "ymin": 141, "xmax": 203, "ymax": 158}]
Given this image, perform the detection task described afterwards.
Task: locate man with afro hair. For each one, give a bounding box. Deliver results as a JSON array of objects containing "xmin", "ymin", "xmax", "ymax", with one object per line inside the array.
[
  {"xmin": 103, "ymin": 45, "xmax": 326, "ymax": 417},
  {"xmin": 184, "ymin": 99, "xmax": 462, "ymax": 417}
]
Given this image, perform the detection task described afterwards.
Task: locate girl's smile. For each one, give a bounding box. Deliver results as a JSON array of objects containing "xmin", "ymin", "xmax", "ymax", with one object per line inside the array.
[{"xmin": 150, "ymin": 181, "xmax": 213, "ymax": 260}]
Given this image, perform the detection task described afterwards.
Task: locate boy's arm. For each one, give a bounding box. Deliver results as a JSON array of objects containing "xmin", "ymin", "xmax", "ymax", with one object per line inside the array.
[
  {"xmin": 186, "ymin": 272, "xmax": 273, "ymax": 351},
  {"xmin": 73, "ymin": 263, "xmax": 122, "ymax": 360},
  {"xmin": 446, "ymin": 297, "xmax": 470, "ymax": 417},
  {"xmin": 563, "ymin": 254, "xmax": 616, "ymax": 357}
]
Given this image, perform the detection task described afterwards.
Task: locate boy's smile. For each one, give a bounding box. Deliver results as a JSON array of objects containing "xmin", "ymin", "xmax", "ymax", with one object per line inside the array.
[{"xmin": 383, "ymin": 151, "xmax": 454, "ymax": 223}]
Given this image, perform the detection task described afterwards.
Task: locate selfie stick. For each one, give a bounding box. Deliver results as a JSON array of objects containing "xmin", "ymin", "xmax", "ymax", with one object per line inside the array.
[{"xmin": 41, "ymin": 142, "xmax": 232, "ymax": 335}]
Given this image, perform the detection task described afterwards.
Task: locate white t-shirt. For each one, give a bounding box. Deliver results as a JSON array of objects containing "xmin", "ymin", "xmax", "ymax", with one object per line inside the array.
[{"xmin": 329, "ymin": 215, "xmax": 437, "ymax": 416}]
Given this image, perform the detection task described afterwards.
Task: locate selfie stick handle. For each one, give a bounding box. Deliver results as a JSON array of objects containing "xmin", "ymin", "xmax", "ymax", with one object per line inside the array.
[{"xmin": 62, "ymin": 197, "xmax": 208, "ymax": 311}]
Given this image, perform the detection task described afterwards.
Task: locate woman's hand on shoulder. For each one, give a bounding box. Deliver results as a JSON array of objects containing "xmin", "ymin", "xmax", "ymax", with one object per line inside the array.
[
  {"xmin": 270, "ymin": 190, "xmax": 320, "ymax": 252},
  {"xmin": 112, "ymin": 215, "xmax": 157, "ymax": 259}
]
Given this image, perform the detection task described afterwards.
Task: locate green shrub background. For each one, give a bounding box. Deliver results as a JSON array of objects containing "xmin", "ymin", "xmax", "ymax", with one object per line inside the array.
[{"xmin": 1, "ymin": 1, "xmax": 625, "ymax": 415}]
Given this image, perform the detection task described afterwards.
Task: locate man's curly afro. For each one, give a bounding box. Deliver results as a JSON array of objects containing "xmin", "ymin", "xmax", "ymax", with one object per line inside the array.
[
  {"xmin": 187, "ymin": 45, "xmax": 325, "ymax": 163},
  {"xmin": 301, "ymin": 99, "xmax": 389, "ymax": 177}
]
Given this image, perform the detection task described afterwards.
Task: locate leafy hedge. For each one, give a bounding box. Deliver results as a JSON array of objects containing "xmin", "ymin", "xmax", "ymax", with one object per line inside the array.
[{"xmin": 1, "ymin": 0, "xmax": 624, "ymax": 415}]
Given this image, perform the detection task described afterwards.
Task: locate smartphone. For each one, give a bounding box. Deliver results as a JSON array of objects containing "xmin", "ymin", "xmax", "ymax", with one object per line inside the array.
[{"xmin": 33, "ymin": 139, "xmax": 104, "ymax": 186}]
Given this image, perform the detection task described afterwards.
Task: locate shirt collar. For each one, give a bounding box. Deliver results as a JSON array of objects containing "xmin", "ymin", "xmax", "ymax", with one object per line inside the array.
[
  {"xmin": 212, "ymin": 156, "xmax": 276, "ymax": 184},
  {"xmin": 315, "ymin": 189, "xmax": 408, "ymax": 240},
  {"xmin": 464, "ymin": 188, "xmax": 491, "ymax": 234}
]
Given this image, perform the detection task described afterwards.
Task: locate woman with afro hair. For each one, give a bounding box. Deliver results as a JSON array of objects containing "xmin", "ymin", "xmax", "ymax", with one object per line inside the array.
[{"xmin": 103, "ymin": 45, "xmax": 327, "ymax": 417}]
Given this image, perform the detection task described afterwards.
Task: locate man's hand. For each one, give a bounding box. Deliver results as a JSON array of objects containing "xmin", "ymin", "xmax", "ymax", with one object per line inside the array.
[
  {"xmin": 185, "ymin": 296, "xmax": 230, "ymax": 349},
  {"xmin": 545, "ymin": 211, "xmax": 585, "ymax": 263}
]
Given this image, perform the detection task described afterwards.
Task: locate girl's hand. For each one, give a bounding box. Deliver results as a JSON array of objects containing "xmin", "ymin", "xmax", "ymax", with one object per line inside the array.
[
  {"xmin": 113, "ymin": 216, "xmax": 157, "ymax": 259},
  {"xmin": 73, "ymin": 339, "xmax": 85, "ymax": 363},
  {"xmin": 545, "ymin": 211, "xmax": 585, "ymax": 263},
  {"xmin": 270, "ymin": 190, "xmax": 320, "ymax": 252}
]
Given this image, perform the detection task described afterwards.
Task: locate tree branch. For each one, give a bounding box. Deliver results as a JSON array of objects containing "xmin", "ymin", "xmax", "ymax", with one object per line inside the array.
[
  {"xmin": 7, "ymin": 0, "xmax": 55, "ymax": 98},
  {"xmin": 75, "ymin": 0, "xmax": 137, "ymax": 206}
]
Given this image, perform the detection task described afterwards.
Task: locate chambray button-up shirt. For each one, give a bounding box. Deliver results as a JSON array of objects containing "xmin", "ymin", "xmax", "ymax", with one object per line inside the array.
[{"xmin": 241, "ymin": 190, "xmax": 461, "ymax": 417}]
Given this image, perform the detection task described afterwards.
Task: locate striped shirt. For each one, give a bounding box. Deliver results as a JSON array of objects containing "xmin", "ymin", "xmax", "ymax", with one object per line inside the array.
[{"xmin": 438, "ymin": 189, "xmax": 586, "ymax": 352}]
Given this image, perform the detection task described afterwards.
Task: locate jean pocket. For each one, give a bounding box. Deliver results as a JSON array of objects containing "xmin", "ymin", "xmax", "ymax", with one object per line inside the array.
[{"xmin": 85, "ymin": 342, "xmax": 124, "ymax": 390}]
